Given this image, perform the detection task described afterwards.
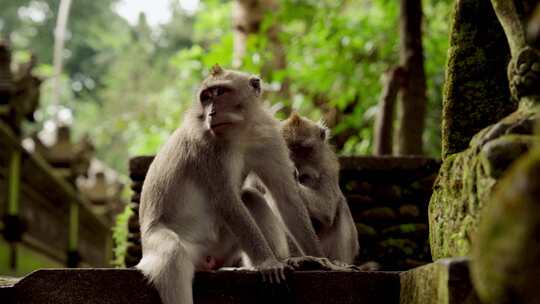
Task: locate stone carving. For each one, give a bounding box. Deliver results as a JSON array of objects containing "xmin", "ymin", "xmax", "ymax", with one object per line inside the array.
[
  {"xmin": 77, "ymin": 162, "xmax": 125, "ymax": 222},
  {"xmin": 36, "ymin": 125, "xmax": 95, "ymax": 181},
  {"xmin": 0, "ymin": 42, "xmax": 14, "ymax": 109},
  {"xmin": 471, "ymin": 147, "xmax": 540, "ymax": 304},
  {"xmin": 508, "ymin": 47, "xmax": 540, "ymax": 100},
  {"xmin": 0, "ymin": 41, "xmax": 41, "ymax": 130},
  {"xmin": 429, "ymin": 0, "xmax": 540, "ymax": 259}
]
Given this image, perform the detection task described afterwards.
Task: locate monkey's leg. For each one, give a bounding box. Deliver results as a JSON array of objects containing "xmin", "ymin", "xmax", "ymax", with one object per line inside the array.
[
  {"xmin": 248, "ymin": 148, "xmax": 323, "ymax": 256},
  {"xmin": 242, "ymin": 187, "xmax": 291, "ymax": 260},
  {"xmin": 319, "ymin": 201, "xmax": 359, "ymax": 265},
  {"xmin": 243, "ymin": 174, "xmax": 304, "ymax": 257},
  {"xmin": 137, "ymin": 227, "xmax": 195, "ymax": 304}
]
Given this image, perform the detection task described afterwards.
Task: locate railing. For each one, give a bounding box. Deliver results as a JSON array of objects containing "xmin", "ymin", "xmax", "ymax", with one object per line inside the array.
[{"xmin": 0, "ymin": 121, "xmax": 112, "ymax": 269}]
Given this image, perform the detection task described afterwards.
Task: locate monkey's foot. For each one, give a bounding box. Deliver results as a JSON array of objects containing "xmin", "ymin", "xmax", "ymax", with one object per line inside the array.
[
  {"xmin": 257, "ymin": 259, "xmax": 291, "ymax": 284},
  {"xmin": 285, "ymin": 256, "xmax": 363, "ymax": 272}
]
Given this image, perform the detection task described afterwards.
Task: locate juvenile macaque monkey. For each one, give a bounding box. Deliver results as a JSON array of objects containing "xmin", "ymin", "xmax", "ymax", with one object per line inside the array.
[
  {"xmin": 281, "ymin": 113, "xmax": 360, "ymax": 264},
  {"xmin": 136, "ymin": 65, "xmax": 322, "ymax": 304}
]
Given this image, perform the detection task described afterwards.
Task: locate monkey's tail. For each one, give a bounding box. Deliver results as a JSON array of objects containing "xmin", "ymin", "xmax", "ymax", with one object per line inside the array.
[{"xmin": 136, "ymin": 227, "xmax": 195, "ymax": 304}]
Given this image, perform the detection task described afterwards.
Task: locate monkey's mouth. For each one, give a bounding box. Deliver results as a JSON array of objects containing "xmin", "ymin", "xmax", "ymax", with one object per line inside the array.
[{"xmin": 210, "ymin": 122, "xmax": 234, "ymax": 130}]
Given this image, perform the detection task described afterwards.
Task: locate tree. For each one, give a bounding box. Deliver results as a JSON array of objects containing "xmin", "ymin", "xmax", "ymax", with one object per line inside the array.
[
  {"xmin": 395, "ymin": 0, "xmax": 427, "ymax": 155},
  {"xmin": 373, "ymin": 67, "xmax": 405, "ymax": 155}
]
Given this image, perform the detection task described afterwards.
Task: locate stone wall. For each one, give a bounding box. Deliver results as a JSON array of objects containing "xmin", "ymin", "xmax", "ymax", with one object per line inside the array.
[
  {"xmin": 340, "ymin": 157, "xmax": 440, "ymax": 270},
  {"xmin": 0, "ymin": 123, "xmax": 112, "ymax": 268},
  {"xmin": 124, "ymin": 156, "xmax": 440, "ymax": 271}
]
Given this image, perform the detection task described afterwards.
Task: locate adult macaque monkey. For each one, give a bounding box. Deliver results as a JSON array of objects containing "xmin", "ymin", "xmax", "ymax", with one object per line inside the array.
[
  {"xmin": 281, "ymin": 113, "xmax": 360, "ymax": 264},
  {"xmin": 136, "ymin": 65, "xmax": 323, "ymax": 304}
]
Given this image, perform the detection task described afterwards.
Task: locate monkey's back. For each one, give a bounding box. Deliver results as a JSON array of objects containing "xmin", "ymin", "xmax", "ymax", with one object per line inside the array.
[{"xmin": 139, "ymin": 128, "xmax": 224, "ymax": 246}]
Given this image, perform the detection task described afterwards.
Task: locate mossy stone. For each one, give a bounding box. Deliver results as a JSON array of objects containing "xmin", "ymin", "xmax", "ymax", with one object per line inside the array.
[
  {"xmin": 442, "ymin": 0, "xmax": 516, "ymax": 157},
  {"xmin": 471, "ymin": 148, "xmax": 540, "ymax": 304},
  {"xmin": 430, "ymin": 108, "xmax": 537, "ymax": 260}
]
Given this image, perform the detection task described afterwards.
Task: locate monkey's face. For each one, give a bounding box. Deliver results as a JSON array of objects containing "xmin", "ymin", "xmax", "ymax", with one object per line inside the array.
[
  {"xmin": 282, "ymin": 113, "xmax": 329, "ymax": 161},
  {"xmin": 198, "ymin": 66, "xmax": 262, "ymax": 138}
]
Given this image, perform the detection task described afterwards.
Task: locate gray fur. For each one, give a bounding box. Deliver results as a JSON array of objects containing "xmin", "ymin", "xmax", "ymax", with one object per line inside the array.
[
  {"xmin": 282, "ymin": 114, "xmax": 360, "ymax": 264},
  {"xmin": 136, "ymin": 68, "xmax": 322, "ymax": 304}
]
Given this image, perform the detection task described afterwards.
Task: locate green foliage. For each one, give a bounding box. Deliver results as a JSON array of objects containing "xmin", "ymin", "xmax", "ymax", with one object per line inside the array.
[
  {"xmin": 3, "ymin": 0, "xmax": 453, "ymax": 169},
  {"xmin": 1, "ymin": 0, "xmax": 129, "ymax": 99},
  {"xmin": 111, "ymin": 204, "xmax": 133, "ymax": 267},
  {"xmin": 2, "ymin": 0, "xmax": 453, "ymax": 271},
  {"xmin": 238, "ymin": 0, "xmax": 450, "ymax": 156}
]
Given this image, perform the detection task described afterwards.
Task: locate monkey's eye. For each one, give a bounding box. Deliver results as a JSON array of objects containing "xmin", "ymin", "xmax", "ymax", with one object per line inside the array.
[
  {"xmin": 200, "ymin": 89, "xmax": 212, "ymax": 104},
  {"xmin": 289, "ymin": 143, "xmax": 313, "ymax": 157},
  {"xmin": 298, "ymin": 173, "xmax": 312, "ymax": 184},
  {"xmin": 249, "ymin": 77, "xmax": 261, "ymax": 95},
  {"xmin": 319, "ymin": 128, "xmax": 327, "ymax": 141},
  {"xmin": 214, "ymin": 86, "xmax": 228, "ymax": 97}
]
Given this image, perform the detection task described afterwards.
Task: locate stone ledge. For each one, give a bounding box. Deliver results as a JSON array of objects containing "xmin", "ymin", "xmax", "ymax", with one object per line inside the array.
[
  {"xmin": 128, "ymin": 156, "xmax": 442, "ymax": 182},
  {"xmin": 340, "ymin": 156, "xmax": 441, "ymax": 183},
  {"xmin": 399, "ymin": 258, "xmax": 480, "ymax": 304},
  {"xmin": 4, "ymin": 269, "xmax": 401, "ymax": 304},
  {"xmin": 340, "ymin": 156, "xmax": 440, "ymax": 172}
]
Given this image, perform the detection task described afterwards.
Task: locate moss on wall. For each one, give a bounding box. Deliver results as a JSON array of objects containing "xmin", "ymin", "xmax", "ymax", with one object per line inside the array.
[
  {"xmin": 430, "ymin": 107, "xmax": 537, "ymax": 259},
  {"xmin": 442, "ymin": 0, "xmax": 516, "ymax": 158},
  {"xmin": 471, "ymin": 147, "xmax": 540, "ymax": 304},
  {"xmin": 429, "ymin": 148, "xmax": 494, "ymax": 259}
]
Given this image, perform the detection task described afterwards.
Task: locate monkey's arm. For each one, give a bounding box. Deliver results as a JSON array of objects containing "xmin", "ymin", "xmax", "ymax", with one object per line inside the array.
[
  {"xmin": 216, "ymin": 188, "xmax": 277, "ymax": 264},
  {"xmin": 242, "ymin": 174, "xmax": 306, "ymax": 257},
  {"xmin": 215, "ymin": 182, "xmax": 290, "ymax": 283},
  {"xmin": 249, "ymin": 148, "xmax": 324, "ymax": 257},
  {"xmin": 242, "ymin": 187, "xmax": 299, "ymax": 259},
  {"xmin": 297, "ymin": 177, "xmax": 341, "ymax": 230}
]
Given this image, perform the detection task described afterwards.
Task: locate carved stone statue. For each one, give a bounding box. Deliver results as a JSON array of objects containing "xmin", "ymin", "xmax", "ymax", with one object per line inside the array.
[
  {"xmin": 77, "ymin": 161, "xmax": 126, "ymax": 222},
  {"xmin": 37, "ymin": 124, "xmax": 95, "ymax": 182},
  {"xmin": 429, "ymin": 0, "xmax": 540, "ymax": 261},
  {"xmin": 0, "ymin": 41, "xmax": 41, "ymax": 132},
  {"xmin": 469, "ymin": 2, "xmax": 540, "ymax": 303},
  {"xmin": 0, "ymin": 42, "xmax": 14, "ymax": 111}
]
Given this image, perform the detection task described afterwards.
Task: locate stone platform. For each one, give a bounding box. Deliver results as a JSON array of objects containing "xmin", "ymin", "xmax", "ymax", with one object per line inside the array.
[{"xmin": 0, "ymin": 258, "xmax": 478, "ymax": 304}]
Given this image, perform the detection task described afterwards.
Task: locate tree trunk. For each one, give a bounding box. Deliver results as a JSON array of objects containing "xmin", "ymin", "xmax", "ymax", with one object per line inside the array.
[
  {"xmin": 232, "ymin": 0, "xmax": 282, "ymax": 68},
  {"xmin": 373, "ymin": 67, "xmax": 405, "ymax": 155},
  {"xmin": 232, "ymin": 0, "xmax": 290, "ymax": 113},
  {"xmin": 396, "ymin": 0, "xmax": 427, "ymax": 155},
  {"xmin": 52, "ymin": 0, "xmax": 73, "ymax": 112}
]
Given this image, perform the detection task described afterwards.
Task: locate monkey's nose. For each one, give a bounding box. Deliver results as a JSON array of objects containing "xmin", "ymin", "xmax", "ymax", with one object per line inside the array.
[{"xmin": 209, "ymin": 110, "xmax": 216, "ymax": 117}]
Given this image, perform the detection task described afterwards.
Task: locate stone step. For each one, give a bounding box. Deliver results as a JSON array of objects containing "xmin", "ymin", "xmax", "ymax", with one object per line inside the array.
[
  {"xmin": 0, "ymin": 258, "xmax": 480, "ymax": 304},
  {"xmin": 339, "ymin": 156, "xmax": 441, "ymax": 183},
  {"xmin": 1, "ymin": 269, "xmax": 400, "ymax": 304},
  {"xmin": 400, "ymin": 258, "xmax": 480, "ymax": 304}
]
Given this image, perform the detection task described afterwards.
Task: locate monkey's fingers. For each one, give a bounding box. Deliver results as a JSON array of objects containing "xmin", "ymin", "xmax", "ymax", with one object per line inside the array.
[
  {"xmin": 279, "ymin": 266, "xmax": 287, "ymax": 282},
  {"xmin": 285, "ymin": 257, "xmax": 301, "ymax": 269},
  {"xmin": 273, "ymin": 268, "xmax": 282, "ymax": 284},
  {"xmin": 262, "ymin": 269, "xmax": 277, "ymax": 284}
]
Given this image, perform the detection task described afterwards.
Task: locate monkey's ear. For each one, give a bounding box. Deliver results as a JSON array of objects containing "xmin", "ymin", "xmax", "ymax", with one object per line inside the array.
[
  {"xmin": 210, "ymin": 64, "xmax": 224, "ymax": 76},
  {"xmin": 317, "ymin": 120, "xmax": 330, "ymax": 141}
]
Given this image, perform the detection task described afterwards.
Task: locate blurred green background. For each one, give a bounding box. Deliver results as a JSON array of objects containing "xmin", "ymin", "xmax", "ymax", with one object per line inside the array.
[{"xmin": 1, "ymin": 0, "xmax": 452, "ymax": 275}]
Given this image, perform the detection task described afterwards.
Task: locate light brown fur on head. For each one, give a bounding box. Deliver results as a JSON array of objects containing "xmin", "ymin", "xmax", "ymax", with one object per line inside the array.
[
  {"xmin": 281, "ymin": 113, "xmax": 357, "ymax": 264},
  {"xmin": 210, "ymin": 64, "xmax": 224, "ymax": 77},
  {"xmin": 201, "ymin": 65, "xmax": 261, "ymax": 97},
  {"xmin": 281, "ymin": 113, "xmax": 338, "ymax": 176},
  {"xmin": 193, "ymin": 67, "xmax": 263, "ymax": 139},
  {"xmin": 282, "ymin": 113, "xmax": 330, "ymax": 152}
]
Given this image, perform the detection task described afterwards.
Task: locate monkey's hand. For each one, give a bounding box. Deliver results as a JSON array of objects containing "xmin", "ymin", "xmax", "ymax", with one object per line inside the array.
[
  {"xmin": 256, "ymin": 259, "xmax": 292, "ymax": 284},
  {"xmin": 285, "ymin": 256, "xmax": 359, "ymax": 272}
]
